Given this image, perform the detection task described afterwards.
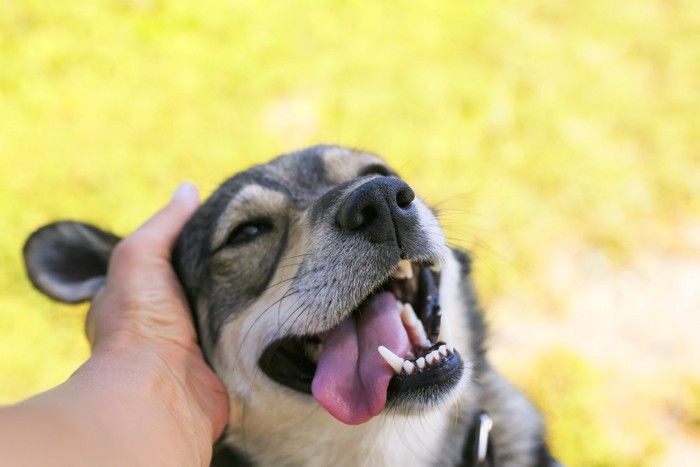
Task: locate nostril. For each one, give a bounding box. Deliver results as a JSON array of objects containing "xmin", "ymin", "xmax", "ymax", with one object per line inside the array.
[
  {"xmin": 396, "ymin": 187, "xmax": 415, "ymax": 208},
  {"xmin": 337, "ymin": 202, "xmax": 380, "ymax": 232},
  {"xmin": 360, "ymin": 205, "xmax": 378, "ymax": 227}
]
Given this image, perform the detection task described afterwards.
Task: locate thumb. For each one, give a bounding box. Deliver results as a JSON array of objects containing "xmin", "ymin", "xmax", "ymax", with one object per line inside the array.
[{"xmin": 125, "ymin": 182, "xmax": 200, "ymax": 257}]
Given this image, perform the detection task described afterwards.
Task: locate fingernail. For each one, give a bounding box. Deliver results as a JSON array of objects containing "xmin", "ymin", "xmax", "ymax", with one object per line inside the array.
[{"xmin": 171, "ymin": 182, "xmax": 199, "ymax": 203}]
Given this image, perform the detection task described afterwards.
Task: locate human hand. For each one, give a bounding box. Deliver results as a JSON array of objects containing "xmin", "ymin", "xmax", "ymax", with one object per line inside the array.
[
  {"xmin": 79, "ymin": 182, "xmax": 228, "ymax": 465},
  {"xmin": 1, "ymin": 183, "xmax": 228, "ymax": 467}
]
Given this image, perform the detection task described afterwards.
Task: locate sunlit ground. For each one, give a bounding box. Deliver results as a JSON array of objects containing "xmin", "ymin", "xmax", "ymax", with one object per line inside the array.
[{"xmin": 1, "ymin": 1, "xmax": 699, "ymax": 465}]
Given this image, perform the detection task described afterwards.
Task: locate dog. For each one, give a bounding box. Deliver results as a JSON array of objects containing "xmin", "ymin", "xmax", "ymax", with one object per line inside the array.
[{"xmin": 23, "ymin": 145, "xmax": 558, "ymax": 466}]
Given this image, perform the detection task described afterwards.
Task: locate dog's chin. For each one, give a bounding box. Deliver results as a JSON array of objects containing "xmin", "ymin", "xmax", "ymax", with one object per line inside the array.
[{"xmin": 258, "ymin": 259, "xmax": 465, "ymax": 422}]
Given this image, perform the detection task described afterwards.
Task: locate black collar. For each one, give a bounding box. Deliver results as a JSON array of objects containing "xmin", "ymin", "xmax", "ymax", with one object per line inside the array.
[{"xmin": 462, "ymin": 411, "xmax": 498, "ymax": 467}]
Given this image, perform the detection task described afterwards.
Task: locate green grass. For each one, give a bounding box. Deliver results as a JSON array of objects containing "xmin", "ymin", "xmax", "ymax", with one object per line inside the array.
[
  {"xmin": 518, "ymin": 348, "xmax": 666, "ymax": 466},
  {"xmin": 2, "ymin": 0, "xmax": 699, "ymax": 463}
]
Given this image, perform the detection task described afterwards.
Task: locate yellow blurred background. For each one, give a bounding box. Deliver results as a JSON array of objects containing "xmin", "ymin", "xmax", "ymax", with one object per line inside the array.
[{"xmin": 1, "ymin": 1, "xmax": 699, "ymax": 465}]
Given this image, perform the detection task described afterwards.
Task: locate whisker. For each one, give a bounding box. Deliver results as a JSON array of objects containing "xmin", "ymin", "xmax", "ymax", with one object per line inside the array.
[{"xmin": 231, "ymin": 289, "xmax": 301, "ymax": 376}]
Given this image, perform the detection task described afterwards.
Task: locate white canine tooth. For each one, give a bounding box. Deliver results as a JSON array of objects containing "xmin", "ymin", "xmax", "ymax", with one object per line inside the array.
[
  {"xmin": 400, "ymin": 303, "xmax": 418, "ymax": 326},
  {"xmin": 401, "ymin": 303, "xmax": 431, "ymax": 348},
  {"xmin": 416, "ymin": 357, "xmax": 426, "ymax": 369},
  {"xmin": 378, "ymin": 346, "xmax": 405, "ymax": 374},
  {"xmin": 446, "ymin": 342, "xmax": 454, "ymax": 354},
  {"xmin": 437, "ymin": 314, "xmax": 452, "ymax": 344},
  {"xmin": 438, "ymin": 345, "xmax": 447, "ymax": 357},
  {"xmin": 402, "ymin": 360, "xmax": 416, "ymax": 375}
]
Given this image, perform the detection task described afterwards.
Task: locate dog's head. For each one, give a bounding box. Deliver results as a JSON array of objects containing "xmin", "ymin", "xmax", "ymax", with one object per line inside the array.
[{"xmin": 24, "ymin": 145, "xmax": 474, "ymax": 428}]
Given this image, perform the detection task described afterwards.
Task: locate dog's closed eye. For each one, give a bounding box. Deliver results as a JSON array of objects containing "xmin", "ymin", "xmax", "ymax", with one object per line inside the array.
[{"xmin": 224, "ymin": 219, "xmax": 274, "ymax": 248}]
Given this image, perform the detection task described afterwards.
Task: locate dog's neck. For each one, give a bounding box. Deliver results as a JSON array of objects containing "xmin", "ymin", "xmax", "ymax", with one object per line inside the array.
[{"xmin": 222, "ymin": 389, "xmax": 474, "ymax": 467}]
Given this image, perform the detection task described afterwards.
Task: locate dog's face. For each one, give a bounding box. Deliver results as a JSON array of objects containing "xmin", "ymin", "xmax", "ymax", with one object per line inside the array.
[
  {"xmin": 173, "ymin": 145, "xmax": 470, "ymax": 426},
  {"xmin": 23, "ymin": 145, "xmax": 475, "ymax": 448}
]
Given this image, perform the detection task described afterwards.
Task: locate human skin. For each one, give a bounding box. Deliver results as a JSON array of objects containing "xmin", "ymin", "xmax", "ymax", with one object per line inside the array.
[{"xmin": 0, "ymin": 183, "xmax": 229, "ymax": 467}]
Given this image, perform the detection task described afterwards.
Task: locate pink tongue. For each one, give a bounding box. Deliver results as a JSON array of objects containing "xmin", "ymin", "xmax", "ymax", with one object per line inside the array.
[{"xmin": 311, "ymin": 292, "xmax": 411, "ymax": 425}]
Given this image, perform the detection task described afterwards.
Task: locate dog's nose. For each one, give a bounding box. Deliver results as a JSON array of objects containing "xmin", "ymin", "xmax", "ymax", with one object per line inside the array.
[{"xmin": 336, "ymin": 177, "xmax": 417, "ymax": 244}]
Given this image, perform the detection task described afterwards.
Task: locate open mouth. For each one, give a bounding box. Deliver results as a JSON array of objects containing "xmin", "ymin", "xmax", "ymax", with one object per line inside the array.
[{"xmin": 259, "ymin": 259, "xmax": 463, "ymax": 424}]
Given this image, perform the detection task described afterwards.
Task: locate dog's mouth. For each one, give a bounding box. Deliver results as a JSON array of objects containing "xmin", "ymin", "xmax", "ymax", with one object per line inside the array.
[{"xmin": 259, "ymin": 259, "xmax": 463, "ymax": 425}]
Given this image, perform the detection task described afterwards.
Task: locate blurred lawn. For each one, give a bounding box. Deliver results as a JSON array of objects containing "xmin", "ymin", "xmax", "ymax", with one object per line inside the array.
[{"xmin": 2, "ymin": 0, "xmax": 699, "ymax": 465}]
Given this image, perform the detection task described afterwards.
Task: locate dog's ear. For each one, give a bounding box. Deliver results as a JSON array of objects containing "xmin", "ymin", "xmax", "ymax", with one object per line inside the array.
[{"xmin": 23, "ymin": 221, "xmax": 121, "ymax": 304}]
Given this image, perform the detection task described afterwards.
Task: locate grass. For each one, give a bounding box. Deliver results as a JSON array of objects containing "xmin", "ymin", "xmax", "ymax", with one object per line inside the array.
[
  {"xmin": 2, "ymin": 0, "xmax": 699, "ymax": 464},
  {"xmin": 517, "ymin": 348, "xmax": 666, "ymax": 465}
]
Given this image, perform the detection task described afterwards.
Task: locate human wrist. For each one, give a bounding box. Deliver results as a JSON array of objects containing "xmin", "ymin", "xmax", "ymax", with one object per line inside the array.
[{"xmin": 71, "ymin": 344, "xmax": 215, "ymax": 466}]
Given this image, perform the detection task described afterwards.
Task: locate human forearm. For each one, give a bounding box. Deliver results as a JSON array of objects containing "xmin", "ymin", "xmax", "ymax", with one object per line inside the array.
[{"xmin": 0, "ymin": 349, "xmax": 214, "ymax": 467}]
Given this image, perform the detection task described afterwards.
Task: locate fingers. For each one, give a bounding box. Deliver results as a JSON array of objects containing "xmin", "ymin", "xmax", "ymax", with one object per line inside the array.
[
  {"xmin": 86, "ymin": 183, "xmax": 200, "ymax": 345},
  {"xmin": 122, "ymin": 182, "xmax": 200, "ymax": 259}
]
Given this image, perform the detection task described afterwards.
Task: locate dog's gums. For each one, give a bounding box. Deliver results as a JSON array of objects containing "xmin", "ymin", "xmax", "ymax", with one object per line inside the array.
[{"xmin": 258, "ymin": 258, "xmax": 464, "ymax": 424}]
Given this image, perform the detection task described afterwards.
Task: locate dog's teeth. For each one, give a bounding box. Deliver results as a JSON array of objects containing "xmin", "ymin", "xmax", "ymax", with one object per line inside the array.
[
  {"xmin": 400, "ymin": 303, "xmax": 431, "ymax": 348},
  {"xmin": 446, "ymin": 342, "xmax": 454, "ymax": 354},
  {"xmin": 378, "ymin": 346, "xmax": 404, "ymax": 374},
  {"xmin": 392, "ymin": 260, "xmax": 414, "ymax": 280},
  {"xmin": 437, "ymin": 313, "xmax": 452, "ymax": 344},
  {"xmin": 391, "ymin": 265, "xmax": 406, "ymax": 280},
  {"xmin": 438, "ymin": 345, "xmax": 448, "ymax": 357},
  {"xmin": 400, "ymin": 303, "xmax": 418, "ymax": 326},
  {"xmin": 402, "ymin": 360, "xmax": 416, "ymax": 375},
  {"xmin": 426, "ymin": 351, "xmax": 440, "ymax": 366},
  {"xmin": 399, "ymin": 260, "xmax": 414, "ymax": 279},
  {"xmin": 416, "ymin": 357, "xmax": 426, "ymax": 369}
]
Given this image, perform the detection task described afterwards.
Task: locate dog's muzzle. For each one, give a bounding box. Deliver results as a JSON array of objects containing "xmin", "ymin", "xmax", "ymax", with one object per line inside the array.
[{"xmin": 258, "ymin": 176, "xmax": 463, "ymax": 425}]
